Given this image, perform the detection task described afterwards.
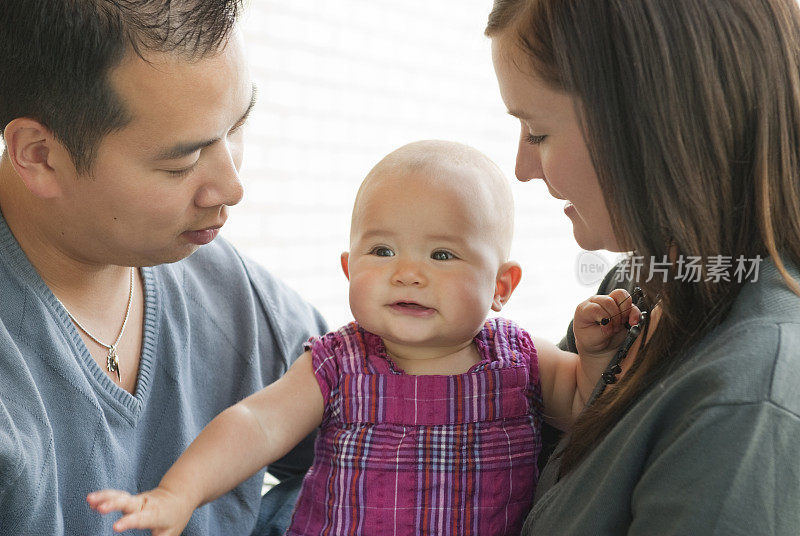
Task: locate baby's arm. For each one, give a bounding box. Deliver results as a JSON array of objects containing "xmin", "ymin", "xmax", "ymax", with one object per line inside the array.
[
  {"xmin": 536, "ymin": 289, "xmax": 639, "ymax": 430},
  {"xmin": 87, "ymin": 351, "xmax": 324, "ymax": 535}
]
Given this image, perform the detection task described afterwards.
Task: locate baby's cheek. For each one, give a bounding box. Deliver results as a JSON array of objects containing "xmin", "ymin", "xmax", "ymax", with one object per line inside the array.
[
  {"xmin": 347, "ymin": 277, "xmax": 383, "ymax": 326},
  {"xmin": 451, "ymin": 277, "xmax": 495, "ymax": 320},
  {"xmin": 347, "ymin": 282, "xmax": 368, "ymax": 318}
]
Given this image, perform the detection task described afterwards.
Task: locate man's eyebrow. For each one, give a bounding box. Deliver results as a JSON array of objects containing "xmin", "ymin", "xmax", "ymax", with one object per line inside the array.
[{"xmin": 154, "ymin": 84, "xmax": 258, "ymax": 161}]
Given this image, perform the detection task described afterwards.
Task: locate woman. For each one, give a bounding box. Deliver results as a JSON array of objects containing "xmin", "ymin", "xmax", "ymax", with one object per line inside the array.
[{"xmin": 487, "ymin": 0, "xmax": 800, "ymax": 533}]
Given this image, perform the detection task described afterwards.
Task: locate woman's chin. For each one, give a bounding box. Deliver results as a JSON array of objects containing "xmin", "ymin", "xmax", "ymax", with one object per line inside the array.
[{"xmin": 572, "ymin": 226, "xmax": 619, "ymax": 253}]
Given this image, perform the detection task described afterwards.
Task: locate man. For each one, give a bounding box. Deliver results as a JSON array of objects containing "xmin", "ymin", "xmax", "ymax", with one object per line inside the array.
[{"xmin": 0, "ymin": 1, "xmax": 324, "ymax": 534}]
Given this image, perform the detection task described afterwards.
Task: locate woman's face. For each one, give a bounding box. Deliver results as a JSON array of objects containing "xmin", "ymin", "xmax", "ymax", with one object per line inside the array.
[{"xmin": 491, "ymin": 34, "xmax": 622, "ymax": 252}]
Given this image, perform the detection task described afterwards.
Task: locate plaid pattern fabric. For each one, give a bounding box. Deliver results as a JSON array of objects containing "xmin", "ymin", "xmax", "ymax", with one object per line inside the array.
[{"xmin": 287, "ymin": 318, "xmax": 543, "ymax": 536}]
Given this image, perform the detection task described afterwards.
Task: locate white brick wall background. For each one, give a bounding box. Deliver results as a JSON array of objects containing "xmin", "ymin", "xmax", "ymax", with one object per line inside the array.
[{"xmin": 232, "ymin": 0, "xmax": 612, "ymax": 342}]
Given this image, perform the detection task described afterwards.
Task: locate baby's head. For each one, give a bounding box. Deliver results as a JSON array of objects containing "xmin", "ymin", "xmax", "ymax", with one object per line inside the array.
[{"xmin": 341, "ymin": 140, "xmax": 521, "ymax": 351}]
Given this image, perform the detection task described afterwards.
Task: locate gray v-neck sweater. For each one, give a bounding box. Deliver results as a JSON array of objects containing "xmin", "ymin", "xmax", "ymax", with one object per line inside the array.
[
  {"xmin": 0, "ymin": 212, "xmax": 326, "ymax": 535},
  {"xmin": 524, "ymin": 258, "xmax": 800, "ymax": 535}
]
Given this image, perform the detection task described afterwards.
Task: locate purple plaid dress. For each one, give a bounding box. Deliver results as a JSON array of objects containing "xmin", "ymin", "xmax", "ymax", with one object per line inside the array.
[{"xmin": 286, "ymin": 317, "xmax": 543, "ymax": 536}]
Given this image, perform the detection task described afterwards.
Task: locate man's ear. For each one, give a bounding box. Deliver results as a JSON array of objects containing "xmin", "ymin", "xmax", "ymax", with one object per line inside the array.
[
  {"xmin": 3, "ymin": 118, "xmax": 65, "ymax": 199},
  {"xmin": 491, "ymin": 260, "xmax": 522, "ymax": 312},
  {"xmin": 340, "ymin": 252, "xmax": 350, "ymax": 280}
]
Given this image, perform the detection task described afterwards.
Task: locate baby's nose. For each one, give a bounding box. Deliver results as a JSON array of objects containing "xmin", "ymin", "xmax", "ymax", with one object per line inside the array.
[{"xmin": 392, "ymin": 261, "xmax": 426, "ymax": 286}]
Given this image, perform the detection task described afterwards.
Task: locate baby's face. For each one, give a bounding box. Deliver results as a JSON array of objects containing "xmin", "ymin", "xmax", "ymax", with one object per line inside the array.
[{"xmin": 344, "ymin": 168, "xmax": 505, "ymax": 351}]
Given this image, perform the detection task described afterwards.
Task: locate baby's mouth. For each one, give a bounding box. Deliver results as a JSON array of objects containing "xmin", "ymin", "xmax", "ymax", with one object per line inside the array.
[
  {"xmin": 395, "ymin": 301, "xmax": 427, "ymax": 309},
  {"xmin": 389, "ymin": 301, "xmax": 436, "ymax": 316}
]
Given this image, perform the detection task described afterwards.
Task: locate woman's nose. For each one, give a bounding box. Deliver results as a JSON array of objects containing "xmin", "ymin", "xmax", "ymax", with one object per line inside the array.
[{"xmin": 515, "ymin": 124, "xmax": 544, "ymax": 182}]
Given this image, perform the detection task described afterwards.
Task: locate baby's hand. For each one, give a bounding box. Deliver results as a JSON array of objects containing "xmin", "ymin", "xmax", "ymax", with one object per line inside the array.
[
  {"xmin": 87, "ymin": 486, "xmax": 195, "ymax": 535},
  {"xmin": 573, "ymin": 288, "xmax": 641, "ymax": 360}
]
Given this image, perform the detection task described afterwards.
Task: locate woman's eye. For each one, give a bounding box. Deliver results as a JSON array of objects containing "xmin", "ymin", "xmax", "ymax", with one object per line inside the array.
[
  {"xmin": 526, "ymin": 133, "xmax": 547, "ymax": 145},
  {"xmin": 369, "ymin": 246, "xmax": 395, "ymax": 257},
  {"xmin": 431, "ymin": 250, "xmax": 455, "ymax": 261}
]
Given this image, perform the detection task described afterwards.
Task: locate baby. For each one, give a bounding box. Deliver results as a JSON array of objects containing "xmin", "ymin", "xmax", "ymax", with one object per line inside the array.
[{"xmin": 87, "ymin": 140, "xmax": 637, "ymax": 536}]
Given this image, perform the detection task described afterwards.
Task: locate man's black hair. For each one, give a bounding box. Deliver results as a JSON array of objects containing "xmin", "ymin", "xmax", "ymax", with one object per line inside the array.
[{"xmin": 0, "ymin": 0, "xmax": 242, "ymax": 172}]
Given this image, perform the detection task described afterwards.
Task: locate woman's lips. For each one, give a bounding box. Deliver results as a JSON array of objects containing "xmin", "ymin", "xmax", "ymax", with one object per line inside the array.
[
  {"xmin": 182, "ymin": 227, "xmax": 220, "ymax": 245},
  {"xmin": 389, "ymin": 302, "xmax": 435, "ymax": 317}
]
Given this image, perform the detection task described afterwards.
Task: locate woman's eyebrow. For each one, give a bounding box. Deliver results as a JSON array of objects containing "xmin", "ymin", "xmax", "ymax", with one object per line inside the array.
[{"xmin": 507, "ymin": 109, "xmax": 533, "ymax": 121}]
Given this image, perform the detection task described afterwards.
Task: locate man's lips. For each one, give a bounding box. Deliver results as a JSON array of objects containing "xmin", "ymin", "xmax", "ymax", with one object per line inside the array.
[
  {"xmin": 182, "ymin": 224, "xmax": 223, "ymax": 245},
  {"xmin": 388, "ymin": 301, "xmax": 436, "ymax": 317},
  {"xmin": 193, "ymin": 224, "xmax": 223, "ymax": 232}
]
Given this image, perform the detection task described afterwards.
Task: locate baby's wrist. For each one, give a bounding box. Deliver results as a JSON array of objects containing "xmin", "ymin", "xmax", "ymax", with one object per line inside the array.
[
  {"xmin": 577, "ymin": 347, "xmax": 616, "ymax": 363},
  {"xmin": 158, "ymin": 482, "xmax": 201, "ymax": 513}
]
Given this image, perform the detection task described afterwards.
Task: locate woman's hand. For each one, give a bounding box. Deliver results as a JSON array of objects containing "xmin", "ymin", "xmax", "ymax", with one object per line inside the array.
[
  {"xmin": 87, "ymin": 486, "xmax": 196, "ymax": 535},
  {"xmin": 573, "ymin": 288, "xmax": 641, "ymax": 361}
]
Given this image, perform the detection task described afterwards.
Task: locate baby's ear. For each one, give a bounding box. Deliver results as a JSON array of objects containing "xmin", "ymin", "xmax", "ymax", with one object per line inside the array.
[
  {"xmin": 340, "ymin": 252, "xmax": 350, "ymax": 280},
  {"xmin": 492, "ymin": 261, "xmax": 522, "ymax": 311}
]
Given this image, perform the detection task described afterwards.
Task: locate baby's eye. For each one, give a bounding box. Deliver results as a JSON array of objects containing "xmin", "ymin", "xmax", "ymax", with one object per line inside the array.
[
  {"xmin": 369, "ymin": 246, "xmax": 395, "ymax": 257},
  {"xmin": 431, "ymin": 250, "xmax": 455, "ymax": 261}
]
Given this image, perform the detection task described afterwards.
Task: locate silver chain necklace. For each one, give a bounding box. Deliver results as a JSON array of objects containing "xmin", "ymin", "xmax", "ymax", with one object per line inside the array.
[{"xmin": 54, "ymin": 267, "xmax": 135, "ymax": 383}]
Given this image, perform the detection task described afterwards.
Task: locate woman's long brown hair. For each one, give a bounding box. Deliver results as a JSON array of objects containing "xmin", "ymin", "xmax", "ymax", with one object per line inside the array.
[{"xmin": 487, "ymin": 0, "xmax": 800, "ymax": 474}]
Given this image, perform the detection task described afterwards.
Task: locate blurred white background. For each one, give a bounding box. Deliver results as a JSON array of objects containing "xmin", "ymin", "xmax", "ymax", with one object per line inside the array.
[{"xmin": 228, "ymin": 0, "xmax": 615, "ymax": 342}]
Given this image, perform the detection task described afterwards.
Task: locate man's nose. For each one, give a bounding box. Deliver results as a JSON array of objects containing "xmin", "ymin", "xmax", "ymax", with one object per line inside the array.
[{"xmin": 194, "ymin": 140, "xmax": 244, "ymax": 208}]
